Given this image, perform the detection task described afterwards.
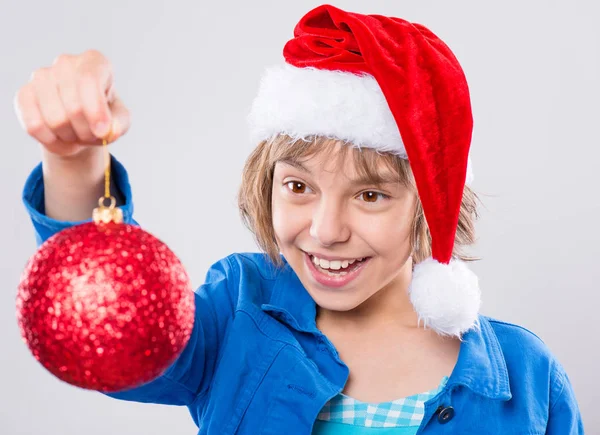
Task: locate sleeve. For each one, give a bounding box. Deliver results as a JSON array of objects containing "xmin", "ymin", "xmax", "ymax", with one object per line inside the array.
[
  {"xmin": 545, "ymin": 359, "xmax": 585, "ymax": 434},
  {"xmin": 22, "ymin": 154, "xmax": 136, "ymax": 241},
  {"xmin": 106, "ymin": 256, "xmax": 237, "ymax": 407},
  {"xmin": 21, "ymin": 155, "xmax": 237, "ymax": 407}
]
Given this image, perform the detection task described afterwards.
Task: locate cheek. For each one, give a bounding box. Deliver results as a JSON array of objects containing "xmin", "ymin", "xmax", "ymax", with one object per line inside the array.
[
  {"xmin": 357, "ymin": 208, "xmax": 414, "ymax": 256},
  {"xmin": 271, "ymin": 194, "xmax": 309, "ymax": 245}
]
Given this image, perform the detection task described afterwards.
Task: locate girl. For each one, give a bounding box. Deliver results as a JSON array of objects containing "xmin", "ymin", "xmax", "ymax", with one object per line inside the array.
[{"xmin": 16, "ymin": 4, "xmax": 583, "ymax": 434}]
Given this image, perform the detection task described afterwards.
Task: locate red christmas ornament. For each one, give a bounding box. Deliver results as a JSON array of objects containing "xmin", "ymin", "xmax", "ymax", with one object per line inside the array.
[{"xmin": 16, "ymin": 140, "xmax": 194, "ymax": 393}]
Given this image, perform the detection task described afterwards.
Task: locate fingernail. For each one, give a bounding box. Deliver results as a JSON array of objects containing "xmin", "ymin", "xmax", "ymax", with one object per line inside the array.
[{"xmin": 95, "ymin": 121, "xmax": 109, "ymax": 138}]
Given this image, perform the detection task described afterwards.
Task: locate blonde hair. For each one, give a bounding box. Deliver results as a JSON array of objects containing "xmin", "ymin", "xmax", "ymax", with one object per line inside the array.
[{"xmin": 238, "ymin": 135, "xmax": 480, "ymax": 266}]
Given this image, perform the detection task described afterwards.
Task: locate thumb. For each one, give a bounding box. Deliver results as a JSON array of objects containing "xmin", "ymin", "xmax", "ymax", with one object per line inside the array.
[{"xmin": 106, "ymin": 92, "xmax": 131, "ymax": 143}]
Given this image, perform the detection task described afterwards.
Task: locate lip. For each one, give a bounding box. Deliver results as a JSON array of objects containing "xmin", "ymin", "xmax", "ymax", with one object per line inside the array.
[{"xmin": 304, "ymin": 251, "xmax": 370, "ymax": 289}]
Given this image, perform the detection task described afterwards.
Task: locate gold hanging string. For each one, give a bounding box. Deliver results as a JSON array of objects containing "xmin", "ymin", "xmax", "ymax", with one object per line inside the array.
[
  {"xmin": 93, "ymin": 125, "xmax": 123, "ymax": 224},
  {"xmin": 103, "ymin": 135, "xmax": 111, "ymax": 199}
]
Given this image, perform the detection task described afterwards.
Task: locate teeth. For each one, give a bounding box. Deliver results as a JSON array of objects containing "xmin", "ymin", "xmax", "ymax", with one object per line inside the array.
[
  {"xmin": 310, "ymin": 254, "xmax": 364, "ymax": 271},
  {"xmin": 329, "ymin": 260, "xmax": 341, "ymax": 270},
  {"xmin": 324, "ymin": 269, "xmax": 348, "ymax": 277}
]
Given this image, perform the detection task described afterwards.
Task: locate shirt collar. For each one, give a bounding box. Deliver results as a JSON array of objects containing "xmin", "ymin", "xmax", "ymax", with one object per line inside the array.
[
  {"xmin": 261, "ymin": 258, "xmax": 319, "ymax": 334},
  {"xmin": 447, "ymin": 316, "xmax": 512, "ymax": 401},
  {"xmin": 261, "ymin": 260, "xmax": 512, "ymax": 401}
]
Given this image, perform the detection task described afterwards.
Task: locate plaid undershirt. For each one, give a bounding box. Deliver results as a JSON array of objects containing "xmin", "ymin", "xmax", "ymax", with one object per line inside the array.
[{"xmin": 316, "ymin": 376, "xmax": 449, "ymax": 428}]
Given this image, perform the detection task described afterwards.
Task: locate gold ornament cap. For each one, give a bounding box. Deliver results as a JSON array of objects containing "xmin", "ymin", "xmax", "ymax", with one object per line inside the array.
[{"xmin": 93, "ymin": 196, "xmax": 123, "ymax": 224}]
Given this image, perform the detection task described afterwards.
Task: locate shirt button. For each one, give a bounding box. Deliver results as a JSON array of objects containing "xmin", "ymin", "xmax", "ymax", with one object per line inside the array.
[
  {"xmin": 317, "ymin": 337, "xmax": 327, "ymax": 352},
  {"xmin": 436, "ymin": 405, "xmax": 455, "ymax": 424}
]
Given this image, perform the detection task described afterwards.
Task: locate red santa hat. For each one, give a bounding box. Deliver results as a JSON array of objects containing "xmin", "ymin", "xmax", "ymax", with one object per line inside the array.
[{"xmin": 248, "ymin": 4, "xmax": 481, "ymax": 338}]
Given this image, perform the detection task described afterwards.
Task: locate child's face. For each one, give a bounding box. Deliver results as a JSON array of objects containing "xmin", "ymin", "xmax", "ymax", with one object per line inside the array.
[{"xmin": 271, "ymin": 144, "xmax": 417, "ymax": 312}]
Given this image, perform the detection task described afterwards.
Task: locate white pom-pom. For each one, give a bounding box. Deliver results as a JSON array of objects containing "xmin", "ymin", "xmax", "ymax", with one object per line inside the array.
[{"xmin": 409, "ymin": 257, "xmax": 481, "ymax": 338}]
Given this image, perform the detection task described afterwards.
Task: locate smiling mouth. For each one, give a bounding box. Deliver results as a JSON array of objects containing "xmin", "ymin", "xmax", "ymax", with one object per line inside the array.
[{"xmin": 307, "ymin": 253, "xmax": 369, "ymax": 276}]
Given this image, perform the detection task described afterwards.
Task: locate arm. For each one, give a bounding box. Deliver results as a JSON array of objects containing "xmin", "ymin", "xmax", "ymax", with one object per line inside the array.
[
  {"xmin": 106, "ymin": 256, "xmax": 237, "ymax": 406},
  {"xmin": 23, "ymin": 152, "xmax": 134, "ymax": 244},
  {"xmin": 545, "ymin": 359, "xmax": 585, "ymax": 434},
  {"xmin": 22, "ymin": 155, "xmax": 237, "ymax": 407}
]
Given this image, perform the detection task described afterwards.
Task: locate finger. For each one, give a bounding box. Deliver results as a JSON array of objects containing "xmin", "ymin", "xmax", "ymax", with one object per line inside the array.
[
  {"xmin": 56, "ymin": 62, "xmax": 97, "ymax": 144},
  {"xmin": 31, "ymin": 68, "xmax": 78, "ymax": 143},
  {"xmin": 77, "ymin": 53, "xmax": 114, "ymax": 139},
  {"xmin": 106, "ymin": 91, "xmax": 131, "ymax": 142},
  {"xmin": 15, "ymin": 82, "xmax": 60, "ymax": 147}
]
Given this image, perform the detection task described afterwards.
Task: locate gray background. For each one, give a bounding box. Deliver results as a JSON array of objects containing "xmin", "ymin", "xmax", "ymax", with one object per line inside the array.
[{"xmin": 1, "ymin": 0, "xmax": 598, "ymax": 433}]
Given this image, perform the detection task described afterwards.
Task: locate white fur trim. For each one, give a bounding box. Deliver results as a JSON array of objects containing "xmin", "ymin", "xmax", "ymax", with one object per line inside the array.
[
  {"xmin": 409, "ymin": 257, "xmax": 481, "ymax": 338},
  {"xmin": 248, "ymin": 64, "xmax": 474, "ymax": 184},
  {"xmin": 248, "ymin": 64, "xmax": 406, "ymax": 156}
]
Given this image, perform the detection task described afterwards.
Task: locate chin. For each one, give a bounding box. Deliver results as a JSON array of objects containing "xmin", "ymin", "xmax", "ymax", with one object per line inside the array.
[
  {"xmin": 311, "ymin": 293, "xmax": 366, "ymax": 312},
  {"xmin": 301, "ymin": 276, "xmax": 373, "ymax": 312}
]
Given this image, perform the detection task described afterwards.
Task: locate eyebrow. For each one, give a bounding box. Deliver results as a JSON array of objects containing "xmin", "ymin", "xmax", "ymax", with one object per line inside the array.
[{"xmin": 277, "ymin": 158, "xmax": 400, "ymax": 187}]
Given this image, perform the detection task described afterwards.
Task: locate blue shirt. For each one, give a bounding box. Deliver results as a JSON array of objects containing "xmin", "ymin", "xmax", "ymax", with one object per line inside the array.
[{"xmin": 22, "ymin": 156, "xmax": 585, "ymax": 434}]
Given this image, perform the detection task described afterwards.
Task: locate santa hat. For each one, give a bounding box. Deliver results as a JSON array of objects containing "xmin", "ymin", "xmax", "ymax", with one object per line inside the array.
[{"xmin": 248, "ymin": 4, "xmax": 481, "ymax": 338}]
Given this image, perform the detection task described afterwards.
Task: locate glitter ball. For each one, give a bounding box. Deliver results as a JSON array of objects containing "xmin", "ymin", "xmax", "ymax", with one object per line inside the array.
[{"xmin": 16, "ymin": 221, "xmax": 195, "ymax": 392}]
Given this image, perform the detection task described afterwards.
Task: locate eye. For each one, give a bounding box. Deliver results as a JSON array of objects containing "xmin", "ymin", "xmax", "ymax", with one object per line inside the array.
[
  {"xmin": 358, "ymin": 191, "xmax": 389, "ymax": 203},
  {"xmin": 286, "ymin": 181, "xmax": 311, "ymax": 194}
]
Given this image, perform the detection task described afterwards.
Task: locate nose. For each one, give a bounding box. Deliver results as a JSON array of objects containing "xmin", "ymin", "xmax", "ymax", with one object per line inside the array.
[{"xmin": 309, "ymin": 198, "xmax": 351, "ymax": 247}]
